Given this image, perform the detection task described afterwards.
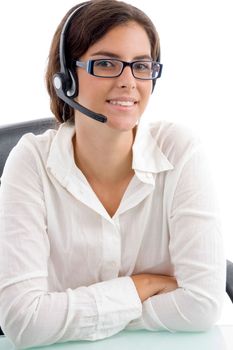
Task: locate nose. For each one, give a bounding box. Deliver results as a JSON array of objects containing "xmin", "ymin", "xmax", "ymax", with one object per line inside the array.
[{"xmin": 116, "ymin": 65, "xmax": 136, "ymax": 89}]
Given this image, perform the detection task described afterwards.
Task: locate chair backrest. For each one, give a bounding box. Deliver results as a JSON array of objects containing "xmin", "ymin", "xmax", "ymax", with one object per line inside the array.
[
  {"xmin": 0, "ymin": 118, "xmax": 57, "ymax": 179},
  {"xmin": 226, "ymin": 260, "xmax": 233, "ymax": 303}
]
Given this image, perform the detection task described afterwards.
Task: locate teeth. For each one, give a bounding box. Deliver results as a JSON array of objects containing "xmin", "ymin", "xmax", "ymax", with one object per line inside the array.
[{"xmin": 109, "ymin": 100, "xmax": 135, "ymax": 107}]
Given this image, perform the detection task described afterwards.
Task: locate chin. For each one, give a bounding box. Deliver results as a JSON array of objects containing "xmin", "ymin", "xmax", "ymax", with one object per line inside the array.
[
  {"xmin": 107, "ymin": 120, "xmax": 138, "ymax": 132},
  {"xmin": 106, "ymin": 115, "xmax": 140, "ymax": 132}
]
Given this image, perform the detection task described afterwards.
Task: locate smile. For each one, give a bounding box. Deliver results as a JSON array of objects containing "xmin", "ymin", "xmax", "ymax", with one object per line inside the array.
[
  {"xmin": 109, "ymin": 101, "xmax": 135, "ymax": 107},
  {"xmin": 107, "ymin": 98, "xmax": 138, "ymax": 107}
]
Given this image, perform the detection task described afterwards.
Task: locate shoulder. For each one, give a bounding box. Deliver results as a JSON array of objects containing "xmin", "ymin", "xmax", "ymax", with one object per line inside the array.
[
  {"xmin": 148, "ymin": 121, "xmax": 202, "ymax": 166},
  {"xmin": 11, "ymin": 128, "xmax": 57, "ymax": 160},
  {"xmin": 2, "ymin": 121, "xmax": 75, "ymax": 184},
  {"xmin": 2, "ymin": 128, "xmax": 58, "ymax": 179}
]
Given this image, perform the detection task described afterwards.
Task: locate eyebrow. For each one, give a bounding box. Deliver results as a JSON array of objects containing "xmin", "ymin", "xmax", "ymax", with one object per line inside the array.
[{"xmin": 89, "ymin": 50, "xmax": 152, "ymax": 60}]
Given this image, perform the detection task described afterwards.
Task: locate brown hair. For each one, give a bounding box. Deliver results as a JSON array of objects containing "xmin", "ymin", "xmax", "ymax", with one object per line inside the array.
[{"xmin": 45, "ymin": 0, "xmax": 160, "ymax": 123}]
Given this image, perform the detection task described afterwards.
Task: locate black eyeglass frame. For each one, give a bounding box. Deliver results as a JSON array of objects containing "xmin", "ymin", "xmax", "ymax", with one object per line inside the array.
[{"xmin": 75, "ymin": 59, "xmax": 163, "ymax": 80}]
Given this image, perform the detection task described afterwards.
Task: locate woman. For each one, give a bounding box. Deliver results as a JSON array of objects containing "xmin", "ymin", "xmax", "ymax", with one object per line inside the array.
[{"xmin": 0, "ymin": 0, "xmax": 226, "ymax": 348}]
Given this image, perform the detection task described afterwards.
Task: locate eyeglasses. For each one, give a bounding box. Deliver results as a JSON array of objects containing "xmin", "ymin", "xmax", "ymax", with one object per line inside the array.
[{"xmin": 75, "ymin": 59, "xmax": 163, "ymax": 80}]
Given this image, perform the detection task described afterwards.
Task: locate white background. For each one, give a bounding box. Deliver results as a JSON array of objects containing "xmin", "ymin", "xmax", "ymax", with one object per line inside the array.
[{"xmin": 0, "ymin": 1, "xmax": 232, "ymax": 263}]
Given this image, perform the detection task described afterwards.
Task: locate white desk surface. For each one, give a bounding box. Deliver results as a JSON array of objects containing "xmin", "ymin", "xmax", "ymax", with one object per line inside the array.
[{"xmin": 0, "ymin": 326, "xmax": 233, "ymax": 350}]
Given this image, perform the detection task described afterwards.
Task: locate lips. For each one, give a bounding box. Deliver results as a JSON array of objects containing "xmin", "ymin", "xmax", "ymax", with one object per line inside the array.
[
  {"xmin": 109, "ymin": 100, "xmax": 135, "ymax": 107},
  {"xmin": 106, "ymin": 97, "xmax": 138, "ymax": 107}
]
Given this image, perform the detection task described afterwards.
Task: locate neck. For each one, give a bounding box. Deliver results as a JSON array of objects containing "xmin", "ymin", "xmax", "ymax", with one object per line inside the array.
[{"xmin": 72, "ymin": 120, "xmax": 136, "ymax": 185}]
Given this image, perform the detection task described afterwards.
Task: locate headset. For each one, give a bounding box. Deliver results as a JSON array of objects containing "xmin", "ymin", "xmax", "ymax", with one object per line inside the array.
[{"xmin": 52, "ymin": 2, "xmax": 161, "ymax": 123}]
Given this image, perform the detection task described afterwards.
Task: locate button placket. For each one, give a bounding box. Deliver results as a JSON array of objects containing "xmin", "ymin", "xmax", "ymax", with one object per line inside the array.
[{"xmin": 100, "ymin": 218, "xmax": 121, "ymax": 280}]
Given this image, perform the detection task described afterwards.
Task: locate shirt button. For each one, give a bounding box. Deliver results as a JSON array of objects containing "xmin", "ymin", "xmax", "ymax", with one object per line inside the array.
[{"xmin": 110, "ymin": 261, "xmax": 117, "ymax": 268}]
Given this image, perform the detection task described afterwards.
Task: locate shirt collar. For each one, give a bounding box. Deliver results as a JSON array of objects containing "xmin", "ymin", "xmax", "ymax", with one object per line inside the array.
[
  {"xmin": 47, "ymin": 121, "xmax": 174, "ymax": 186},
  {"xmin": 47, "ymin": 121, "xmax": 77, "ymax": 185},
  {"xmin": 132, "ymin": 123, "xmax": 174, "ymax": 184}
]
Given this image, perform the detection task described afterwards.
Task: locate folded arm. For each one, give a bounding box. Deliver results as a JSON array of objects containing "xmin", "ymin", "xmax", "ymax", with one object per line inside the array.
[
  {"xmin": 131, "ymin": 274, "xmax": 178, "ymax": 302},
  {"xmin": 0, "ymin": 276, "xmax": 142, "ymax": 349},
  {"xmin": 127, "ymin": 148, "xmax": 226, "ymax": 332}
]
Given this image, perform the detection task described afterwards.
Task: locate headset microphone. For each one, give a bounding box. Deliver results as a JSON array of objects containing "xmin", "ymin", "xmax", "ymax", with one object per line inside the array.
[
  {"xmin": 53, "ymin": 74, "xmax": 107, "ymax": 123},
  {"xmin": 52, "ymin": 3, "xmax": 107, "ymax": 123}
]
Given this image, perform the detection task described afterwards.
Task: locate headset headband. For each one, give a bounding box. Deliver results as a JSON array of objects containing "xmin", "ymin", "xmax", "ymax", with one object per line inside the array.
[{"xmin": 59, "ymin": 2, "xmax": 89, "ymax": 76}]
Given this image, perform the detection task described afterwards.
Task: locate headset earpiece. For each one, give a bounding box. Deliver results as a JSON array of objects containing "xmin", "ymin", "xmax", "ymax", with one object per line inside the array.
[
  {"xmin": 53, "ymin": 69, "xmax": 77, "ymax": 98},
  {"xmin": 66, "ymin": 69, "xmax": 77, "ymax": 97},
  {"xmin": 53, "ymin": 72, "xmax": 67, "ymax": 92}
]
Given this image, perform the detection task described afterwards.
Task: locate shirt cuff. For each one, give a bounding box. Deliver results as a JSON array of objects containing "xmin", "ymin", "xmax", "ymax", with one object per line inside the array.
[
  {"xmin": 126, "ymin": 297, "xmax": 171, "ymax": 331},
  {"xmin": 88, "ymin": 276, "xmax": 142, "ymax": 335}
]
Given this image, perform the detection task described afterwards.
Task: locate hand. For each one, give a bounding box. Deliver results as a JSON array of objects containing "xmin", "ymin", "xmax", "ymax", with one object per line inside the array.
[{"xmin": 131, "ymin": 273, "xmax": 178, "ymax": 302}]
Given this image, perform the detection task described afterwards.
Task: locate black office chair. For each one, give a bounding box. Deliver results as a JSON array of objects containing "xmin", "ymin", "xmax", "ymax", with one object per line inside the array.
[
  {"xmin": 226, "ymin": 260, "xmax": 233, "ymax": 303},
  {"xmin": 0, "ymin": 118, "xmax": 232, "ymax": 336}
]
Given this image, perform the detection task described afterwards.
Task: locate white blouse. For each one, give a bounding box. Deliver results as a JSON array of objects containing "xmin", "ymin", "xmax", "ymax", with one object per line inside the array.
[{"xmin": 0, "ymin": 120, "xmax": 226, "ymax": 348}]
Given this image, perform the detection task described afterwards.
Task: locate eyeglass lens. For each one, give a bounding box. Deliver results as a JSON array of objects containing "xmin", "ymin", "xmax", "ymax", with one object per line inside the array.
[{"xmin": 93, "ymin": 59, "xmax": 159, "ymax": 79}]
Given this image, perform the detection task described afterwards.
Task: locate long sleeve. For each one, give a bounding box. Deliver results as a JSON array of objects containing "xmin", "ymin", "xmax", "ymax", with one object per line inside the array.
[
  {"xmin": 127, "ymin": 145, "xmax": 226, "ymax": 332},
  {"xmin": 0, "ymin": 138, "xmax": 142, "ymax": 349},
  {"xmin": 0, "ymin": 277, "xmax": 141, "ymax": 348}
]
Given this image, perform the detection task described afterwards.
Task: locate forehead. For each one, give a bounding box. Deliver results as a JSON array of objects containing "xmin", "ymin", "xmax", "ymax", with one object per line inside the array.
[{"xmin": 83, "ymin": 21, "xmax": 151, "ymax": 59}]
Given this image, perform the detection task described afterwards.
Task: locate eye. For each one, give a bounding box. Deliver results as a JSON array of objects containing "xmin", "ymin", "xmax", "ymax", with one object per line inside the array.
[
  {"xmin": 133, "ymin": 62, "xmax": 151, "ymax": 71},
  {"xmin": 94, "ymin": 60, "xmax": 115, "ymax": 68}
]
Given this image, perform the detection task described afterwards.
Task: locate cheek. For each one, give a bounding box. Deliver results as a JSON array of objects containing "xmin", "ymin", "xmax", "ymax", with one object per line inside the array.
[
  {"xmin": 76, "ymin": 70, "xmax": 92, "ymax": 97},
  {"xmin": 77, "ymin": 73, "xmax": 107, "ymax": 101},
  {"xmin": 140, "ymin": 83, "xmax": 152, "ymax": 104}
]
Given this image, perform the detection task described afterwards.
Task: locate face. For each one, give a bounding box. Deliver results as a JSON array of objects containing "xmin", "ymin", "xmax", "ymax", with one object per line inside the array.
[{"xmin": 76, "ymin": 21, "xmax": 153, "ymax": 131}]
